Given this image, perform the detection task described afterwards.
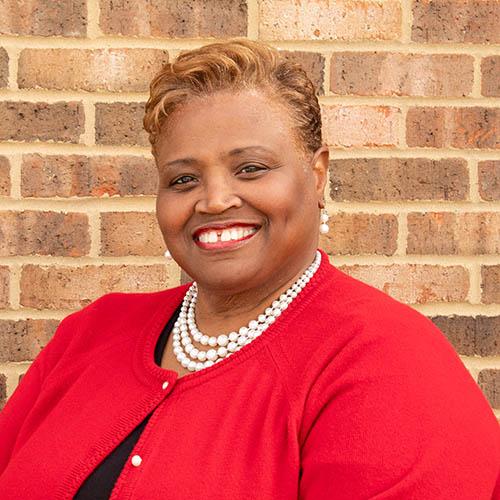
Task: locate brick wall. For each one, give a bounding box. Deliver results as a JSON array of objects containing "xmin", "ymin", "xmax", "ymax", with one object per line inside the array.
[{"xmin": 0, "ymin": 0, "xmax": 498, "ymax": 418}]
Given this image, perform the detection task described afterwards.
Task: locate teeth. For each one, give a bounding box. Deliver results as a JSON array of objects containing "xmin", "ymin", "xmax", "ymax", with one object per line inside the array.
[
  {"xmin": 220, "ymin": 230, "xmax": 231, "ymax": 242},
  {"xmin": 198, "ymin": 226, "xmax": 258, "ymax": 244}
]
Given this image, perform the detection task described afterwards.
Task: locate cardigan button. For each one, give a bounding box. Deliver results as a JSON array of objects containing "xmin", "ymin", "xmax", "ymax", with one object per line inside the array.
[
  {"xmin": 131, "ymin": 454, "xmax": 142, "ymax": 467},
  {"xmin": 162, "ymin": 381, "xmax": 169, "ymax": 390}
]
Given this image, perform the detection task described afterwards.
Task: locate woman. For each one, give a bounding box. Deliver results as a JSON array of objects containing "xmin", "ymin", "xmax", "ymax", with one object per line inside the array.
[{"xmin": 0, "ymin": 39, "xmax": 498, "ymax": 499}]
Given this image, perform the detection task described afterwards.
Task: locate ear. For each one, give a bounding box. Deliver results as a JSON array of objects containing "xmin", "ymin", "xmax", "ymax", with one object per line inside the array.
[{"xmin": 310, "ymin": 145, "xmax": 329, "ymax": 206}]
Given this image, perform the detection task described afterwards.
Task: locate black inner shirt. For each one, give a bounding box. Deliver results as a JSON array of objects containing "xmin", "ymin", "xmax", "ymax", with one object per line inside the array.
[{"xmin": 75, "ymin": 305, "xmax": 181, "ymax": 499}]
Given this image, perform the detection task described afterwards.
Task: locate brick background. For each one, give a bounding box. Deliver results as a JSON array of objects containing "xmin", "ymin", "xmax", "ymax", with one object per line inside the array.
[{"xmin": 0, "ymin": 0, "xmax": 498, "ymax": 419}]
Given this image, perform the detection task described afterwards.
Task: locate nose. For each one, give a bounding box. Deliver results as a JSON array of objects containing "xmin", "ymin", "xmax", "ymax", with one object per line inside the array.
[{"xmin": 195, "ymin": 175, "xmax": 242, "ymax": 214}]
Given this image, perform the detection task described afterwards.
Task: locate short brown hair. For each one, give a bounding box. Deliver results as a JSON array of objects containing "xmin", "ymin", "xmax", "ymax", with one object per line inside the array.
[{"xmin": 143, "ymin": 38, "xmax": 322, "ymax": 155}]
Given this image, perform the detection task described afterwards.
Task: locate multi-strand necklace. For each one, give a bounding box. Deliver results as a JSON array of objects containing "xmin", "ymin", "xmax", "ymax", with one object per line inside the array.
[{"xmin": 172, "ymin": 250, "xmax": 321, "ymax": 372}]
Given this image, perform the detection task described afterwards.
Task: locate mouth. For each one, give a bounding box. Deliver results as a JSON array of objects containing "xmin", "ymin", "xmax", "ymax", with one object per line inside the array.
[{"xmin": 193, "ymin": 223, "xmax": 260, "ymax": 250}]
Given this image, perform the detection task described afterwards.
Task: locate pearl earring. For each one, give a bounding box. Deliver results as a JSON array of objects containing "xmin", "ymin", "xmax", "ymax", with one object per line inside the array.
[
  {"xmin": 164, "ymin": 249, "xmax": 172, "ymax": 259},
  {"xmin": 319, "ymin": 208, "xmax": 330, "ymax": 234}
]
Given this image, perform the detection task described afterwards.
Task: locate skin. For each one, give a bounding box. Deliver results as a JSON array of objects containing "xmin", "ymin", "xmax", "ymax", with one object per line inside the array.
[{"xmin": 154, "ymin": 88, "xmax": 329, "ymax": 344}]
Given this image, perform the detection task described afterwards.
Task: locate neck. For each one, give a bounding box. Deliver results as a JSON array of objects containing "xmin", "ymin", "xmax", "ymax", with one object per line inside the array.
[{"xmin": 193, "ymin": 249, "xmax": 318, "ymax": 335}]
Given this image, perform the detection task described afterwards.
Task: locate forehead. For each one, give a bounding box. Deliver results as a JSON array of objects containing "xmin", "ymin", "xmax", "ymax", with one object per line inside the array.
[{"xmin": 156, "ymin": 89, "xmax": 301, "ymax": 160}]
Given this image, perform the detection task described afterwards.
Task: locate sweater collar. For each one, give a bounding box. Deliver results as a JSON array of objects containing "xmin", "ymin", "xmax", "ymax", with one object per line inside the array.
[{"xmin": 133, "ymin": 249, "xmax": 334, "ymax": 390}]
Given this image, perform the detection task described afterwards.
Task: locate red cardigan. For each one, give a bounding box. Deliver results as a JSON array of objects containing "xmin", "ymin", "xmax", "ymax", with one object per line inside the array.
[{"xmin": 0, "ymin": 251, "xmax": 498, "ymax": 499}]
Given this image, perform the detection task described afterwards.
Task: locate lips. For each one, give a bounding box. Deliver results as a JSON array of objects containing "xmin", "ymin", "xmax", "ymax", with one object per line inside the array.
[{"xmin": 193, "ymin": 223, "xmax": 260, "ymax": 250}]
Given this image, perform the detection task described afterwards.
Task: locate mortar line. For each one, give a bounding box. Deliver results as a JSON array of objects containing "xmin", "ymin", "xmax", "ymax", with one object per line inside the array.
[
  {"xmin": 1, "ymin": 197, "xmax": 499, "ymax": 212},
  {"xmin": 6, "ymin": 46, "xmax": 20, "ymax": 90},
  {"xmin": 88, "ymin": 210, "xmax": 101, "ymax": 258},
  {"xmin": 1, "ymin": 35, "xmax": 500, "ymax": 54},
  {"xmin": 0, "ymin": 143, "xmax": 499, "ymax": 160},
  {"xmin": 322, "ymin": 51, "xmax": 331, "ymax": 96},
  {"xmin": 247, "ymin": 0, "xmax": 259, "ymax": 40},
  {"xmin": 468, "ymin": 262, "xmax": 482, "ymax": 304},
  {"xmin": 9, "ymin": 263, "xmax": 20, "ymax": 309},
  {"xmin": 87, "ymin": 0, "xmax": 103, "ymax": 39},
  {"xmin": 472, "ymin": 56, "xmax": 482, "ymax": 98},
  {"xmin": 468, "ymin": 159, "xmax": 480, "ymax": 202},
  {"xmin": 400, "ymin": 0, "xmax": 413, "ymax": 43},
  {"xmin": 8, "ymin": 154, "xmax": 21, "ymax": 199},
  {"xmin": 2, "ymin": 89, "xmax": 500, "ymax": 106},
  {"xmin": 81, "ymin": 100, "xmax": 96, "ymax": 146},
  {"xmin": 396, "ymin": 212, "xmax": 408, "ymax": 256}
]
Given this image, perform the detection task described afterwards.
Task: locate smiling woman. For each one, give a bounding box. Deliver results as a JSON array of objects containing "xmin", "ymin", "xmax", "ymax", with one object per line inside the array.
[{"xmin": 0, "ymin": 39, "xmax": 498, "ymax": 499}]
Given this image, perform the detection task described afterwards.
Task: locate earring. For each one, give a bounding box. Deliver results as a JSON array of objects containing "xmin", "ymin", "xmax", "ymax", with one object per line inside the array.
[
  {"xmin": 164, "ymin": 249, "xmax": 172, "ymax": 259},
  {"xmin": 319, "ymin": 208, "xmax": 330, "ymax": 234}
]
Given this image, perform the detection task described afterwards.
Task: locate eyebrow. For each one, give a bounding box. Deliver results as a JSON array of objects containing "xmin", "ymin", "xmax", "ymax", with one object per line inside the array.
[{"xmin": 162, "ymin": 146, "xmax": 274, "ymax": 169}]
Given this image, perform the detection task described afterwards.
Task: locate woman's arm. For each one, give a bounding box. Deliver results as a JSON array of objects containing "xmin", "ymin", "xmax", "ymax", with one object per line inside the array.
[
  {"xmin": 0, "ymin": 310, "xmax": 82, "ymax": 476},
  {"xmin": 298, "ymin": 314, "xmax": 500, "ymax": 499}
]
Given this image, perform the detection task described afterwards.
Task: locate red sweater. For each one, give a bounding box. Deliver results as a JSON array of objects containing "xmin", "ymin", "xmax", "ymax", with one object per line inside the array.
[{"xmin": 0, "ymin": 251, "xmax": 498, "ymax": 499}]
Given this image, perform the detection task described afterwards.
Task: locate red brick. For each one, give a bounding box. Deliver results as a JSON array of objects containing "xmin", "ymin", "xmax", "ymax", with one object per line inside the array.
[
  {"xmin": 322, "ymin": 105, "xmax": 400, "ymax": 147},
  {"xmin": 0, "ymin": 211, "xmax": 90, "ymax": 257},
  {"xmin": 407, "ymin": 212, "xmax": 500, "ymax": 255},
  {"xmin": 20, "ymin": 264, "xmax": 172, "ymax": 310},
  {"xmin": 339, "ymin": 264, "xmax": 469, "ymax": 304},
  {"xmin": 280, "ymin": 50, "xmax": 325, "ymax": 94},
  {"xmin": 0, "ymin": 0, "xmax": 87, "ymax": 37},
  {"xmin": 0, "ymin": 102, "xmax": 84, "ymax": 143},
  {"xmin": 0, "ymin": 319, "xmax": 59, "ymax": 362},
  {"xmin": 320, "ymin": 213, "xmax": 397, "ymax": 255},
  {"xmin": 95, "ymin": 103, "xmax": 148, "ymax": 147},
  {"xmin": 0, "ymin": 156, "xmax": 10, "ymax": 196},
  {"xmin": 100, "ymin": 212, "xmax": 164, "ymax": 256},
  {"xmin": 21, "ymin": 154, "xmax": 158, "ymax": 198},
  {"xmin": 478, "ymin": 370, "xmax": 500, "ymax": 409},
  {"xmin": 481, "ymin": 57, "xmax": 500, "ymax": 97},
  {"xmin": 478, "ymin": 161, "xmax": 500, "ymax": 201},
  {"xmin": 99, "ymin": 0, "xmax": 247, "ymax": 37},
  {"xmin": 0, "ymin": 267, "xmax": 9, "ymax": 309},
  {"xmin": 412, "ymin": 0, "xmax": 500, "ymax": 43},
  {"xmin": 330, "ymin": 52, "xmax": 473, "ymax": 97},
  {"xmin": 431, "ymin": 315, "xmax": 499, "ymax": 356},
  {"xmin": 482, "ymin": 265, "xmax": 499, "ymax": 304},
  {"xmin": 259, "ymin": 0, "xmax": 401, "ymax": 41},
  {"xmin": 329, "ymin": 158, "xmax": 468, "ymax": 201},
  {"xmin": 0, "ymin": 47, "xmax": 8, "ymax": 87},
  {"xmin": 406, "ymin": 107, "xmax": 499, "ymax": 149},
  {"xmin": 0, "ymin": 373, "xmax": 6, "ymax": 411},
  {"xmin": 18, "ymin": 49, "xmax": 168, "ymax": 92}
]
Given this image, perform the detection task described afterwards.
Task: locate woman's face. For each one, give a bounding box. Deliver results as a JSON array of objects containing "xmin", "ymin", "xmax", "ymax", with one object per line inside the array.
[{"xmin": 155, "ymin": 89, "xmax": 328, "ymax": 293}]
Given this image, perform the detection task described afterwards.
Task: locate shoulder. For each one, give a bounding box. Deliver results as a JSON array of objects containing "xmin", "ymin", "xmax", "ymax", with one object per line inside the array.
[{"xmin": 41, "ymin": 285, "xmax": 189, "ymax": 368}]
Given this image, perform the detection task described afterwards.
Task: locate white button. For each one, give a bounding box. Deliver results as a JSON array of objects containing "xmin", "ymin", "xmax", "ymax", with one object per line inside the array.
[
  {"xmin": 162, "ymin": 381, "xmax": 169, "ymax": 390},
  {"xmin": 131, "ymin": 454, "xmax": 142, "ymax": 467}
]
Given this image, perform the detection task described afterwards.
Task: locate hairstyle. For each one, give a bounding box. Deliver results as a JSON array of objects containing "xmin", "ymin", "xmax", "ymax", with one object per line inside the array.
[{"xmin": 143, "ymin": 38, "xmax": 322, "ymax": 156}]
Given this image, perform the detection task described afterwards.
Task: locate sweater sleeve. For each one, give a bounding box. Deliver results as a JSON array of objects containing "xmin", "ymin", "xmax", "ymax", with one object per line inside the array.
[
  {"xmin": 298, "ymin": 313, "xmax": 500, "ymax": 500},
  {"xmin": 0, "ymin": 309, "xmax": 83, "ymax": 477}
]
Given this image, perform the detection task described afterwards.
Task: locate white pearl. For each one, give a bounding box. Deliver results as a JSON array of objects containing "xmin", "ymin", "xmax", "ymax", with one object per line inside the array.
[
  {"xmin": 173, "ymin": 251, "xmax": 322, "ymax": 372},
  {"xmin": 206, "ymin": 349, "xmax": 217, "ymax": 361},
  {"xmin": 131, "ymin": 454, "xmax": 142, "ymax": 467},
  {"xmin": 320, "ymin": 223, "xmax": 329, "ymax": 234},
  {"xmin": 320, "ymin": 212, "xmax": 329, "ymax": 223},
  {"xmin": 217, "ymin": 334, "xmax": 228, "ymax": 346}
]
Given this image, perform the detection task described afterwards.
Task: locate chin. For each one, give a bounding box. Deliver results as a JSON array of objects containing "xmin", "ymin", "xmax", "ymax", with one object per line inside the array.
[{"xmin": 189, "ymin": 260, "xmax": 259, "ymax": 292}]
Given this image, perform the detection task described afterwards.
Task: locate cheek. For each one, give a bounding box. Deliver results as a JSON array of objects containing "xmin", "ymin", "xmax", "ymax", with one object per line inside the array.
[{"xmin": 156, "ymin": 193, "xmax": 185, "ymax": 238}]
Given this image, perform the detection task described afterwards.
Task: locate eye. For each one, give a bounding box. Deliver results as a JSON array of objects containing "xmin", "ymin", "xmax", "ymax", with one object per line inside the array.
[
  {"xmin": 238, "ymin": 164, "xmax": 267, "ymax": 174},
  {"xmin": 171, "ymin": 175, "xmax": 197, "ymax": 186}
]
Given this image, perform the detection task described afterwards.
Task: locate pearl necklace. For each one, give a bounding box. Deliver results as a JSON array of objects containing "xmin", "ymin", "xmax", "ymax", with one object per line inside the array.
[{"xmin": 172, "ymin": 251, "xmax": 321, "ymax": 373}]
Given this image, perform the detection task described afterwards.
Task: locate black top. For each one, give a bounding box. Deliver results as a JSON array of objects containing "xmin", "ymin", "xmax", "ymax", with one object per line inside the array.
[{"xmin": 75, "ymin": 306, "xmax": 180, "ymax": 499}]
